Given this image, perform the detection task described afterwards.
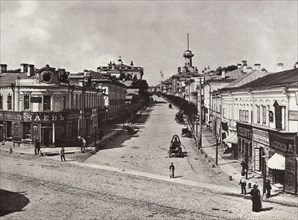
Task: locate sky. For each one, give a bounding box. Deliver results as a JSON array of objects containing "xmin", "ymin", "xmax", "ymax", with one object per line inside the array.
[{"xmin": 1, "ymin": 0, "xmax": 297, "ymax": 86}]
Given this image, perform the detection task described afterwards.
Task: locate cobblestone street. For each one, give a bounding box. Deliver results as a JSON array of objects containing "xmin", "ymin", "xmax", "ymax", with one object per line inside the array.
[
  {"xmin": 1, "ymin": 96, "xmax": 297, "ymax": 220},
  {"xmin": 86, "ymin": 96, "xmax": 233, "ymax": 186}
]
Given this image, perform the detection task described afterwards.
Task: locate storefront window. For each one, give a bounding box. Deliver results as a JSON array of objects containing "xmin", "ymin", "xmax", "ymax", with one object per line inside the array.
[
  {"xmin": 23, "ymin": 123, "xmax": 31, "ymax": 139},
  {"xmin": 24, "ymin": 95, "xmax": 30, "ymax": 110},
  {"xmin": 43, "ymin": 95, "xmax": 51, "ymax": 110}
]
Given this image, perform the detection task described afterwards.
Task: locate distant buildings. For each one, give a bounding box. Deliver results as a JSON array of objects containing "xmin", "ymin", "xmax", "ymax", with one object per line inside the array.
[{"xmin": 156, "ymin": 39, "xmax": 298, "ymax": 194}]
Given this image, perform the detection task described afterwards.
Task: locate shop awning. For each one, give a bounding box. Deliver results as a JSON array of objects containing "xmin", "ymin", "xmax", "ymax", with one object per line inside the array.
[
  {"xmin": 267, "ymin": 153, "xmax": 285, "ymax": 170},
  {"xmin": 223, "ymin": 133, "xmax": 237, "ymax": 145}
]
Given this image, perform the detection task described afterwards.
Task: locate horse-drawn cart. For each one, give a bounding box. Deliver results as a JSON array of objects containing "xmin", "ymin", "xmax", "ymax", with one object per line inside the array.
[{"xmin": 168, "ymin": 135, "xmax": 183, "ymax": 157}]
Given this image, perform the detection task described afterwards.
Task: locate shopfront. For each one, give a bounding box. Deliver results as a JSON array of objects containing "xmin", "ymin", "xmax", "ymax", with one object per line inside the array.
[
  {"xmin": 252, "ymin": 128, "xmax": 270, "ymax": 174},
  {"xmin": 268, "ymin": 131, "xmax": 298, "ymax": 194},
  {"xmin": 0, "ymin": 111, "xmax": 79, "ymax": 147},
  {"xmin": 236, "ymin": 123, "xmax": 253, "ymax": 168}
]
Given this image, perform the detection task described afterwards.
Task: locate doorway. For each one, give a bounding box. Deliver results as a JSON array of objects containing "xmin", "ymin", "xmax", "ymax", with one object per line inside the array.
[{"xmin": 41, "ymin": 124, "xmax": 52, "ymax": 147}]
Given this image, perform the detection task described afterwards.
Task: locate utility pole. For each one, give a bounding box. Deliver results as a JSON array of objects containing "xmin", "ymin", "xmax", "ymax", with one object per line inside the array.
[
  {"xmin": 198, "ymin": 80, "xmax": 202, "ymax": 149},
  {"xmin": 216, "ymin": 135, "xmax": 219, "ymax": 165}
]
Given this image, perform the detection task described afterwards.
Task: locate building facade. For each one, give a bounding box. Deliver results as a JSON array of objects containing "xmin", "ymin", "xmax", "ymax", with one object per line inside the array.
[{"xmin": 0, "ymin": 64, "xmax": 105, "ymax": 147}]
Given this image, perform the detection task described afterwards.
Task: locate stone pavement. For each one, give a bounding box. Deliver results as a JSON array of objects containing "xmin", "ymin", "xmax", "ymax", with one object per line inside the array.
[{"xmin": 199, "ymin": 124, "xmax": 298, "ymax": 206}]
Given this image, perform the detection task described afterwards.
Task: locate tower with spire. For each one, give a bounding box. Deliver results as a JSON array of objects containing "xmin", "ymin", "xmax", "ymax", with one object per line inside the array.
[{"xmin": 178, "ymin": 33, "xmax": 198, "ymax": 74}]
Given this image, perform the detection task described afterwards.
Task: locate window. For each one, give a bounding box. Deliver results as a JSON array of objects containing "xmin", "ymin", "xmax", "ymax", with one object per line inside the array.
[
  {"xmin": 24, "ymin": 95, "xmax": 30, "ymax": 110},
  {"xmin": 262, "ymin": 106, "xmax": 266, "ymax": 125},
  {"xmin": 43, "ymin": 96, "xmax": 51, "ymax": 110},
  {"xmin": 23, "ymin": 123, "xmax": 31, "ymax": 139},
  {"xmin": 0, "ymin": 95, "xmax": 2, "ymax": 110},
  {"xmin": 239, "ymin": 110, "xmax": 243, "ymax": 121},
  {"xmin": 7, "ymin": 95, "xmax": 12, "ymax": 110},
  {"xmin": 63, "ymin": 96, "xmax": 66, "ymax": 110},
  {"xmin": 244, "ymin": 110, "xmax": 249, "ymax": 123},
  {"xmin": 257, "ymin": 106, "xmax": 260, "ymax": 124}
]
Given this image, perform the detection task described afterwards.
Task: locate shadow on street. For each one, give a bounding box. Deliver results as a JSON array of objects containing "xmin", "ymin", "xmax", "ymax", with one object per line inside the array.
[{"xmin": 0, "ymin": 189, "xmax": 30, "ymax": 217}]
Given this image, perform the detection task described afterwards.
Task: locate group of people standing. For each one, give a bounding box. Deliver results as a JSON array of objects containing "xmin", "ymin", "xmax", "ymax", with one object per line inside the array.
[{"xmin": 239, "ymin": 160, "xmax": 272, "ymax": 212}]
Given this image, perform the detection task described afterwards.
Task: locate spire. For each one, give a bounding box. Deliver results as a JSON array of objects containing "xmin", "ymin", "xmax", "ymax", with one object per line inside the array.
[{"xmin": 187, "ymin": 33, "xmax": 189, "ymax": 50}]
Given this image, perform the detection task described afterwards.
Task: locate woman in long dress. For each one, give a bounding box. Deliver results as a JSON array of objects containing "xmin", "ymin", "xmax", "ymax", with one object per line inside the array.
[{"xmin": 250, "ymin": 183, "xmax": 262, "ymax": 212}]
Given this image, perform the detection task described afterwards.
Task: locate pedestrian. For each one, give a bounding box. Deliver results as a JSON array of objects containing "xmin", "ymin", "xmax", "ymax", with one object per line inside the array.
[
  {"xmin": 250, "ymin": 183, "xmax": 262, "ymax": 212},
  {"xmin": 60, "ymin": 147, "xmax": 66, "ymax": 162},
  {"xmin": 81, "ymin": 137, "xmax": 86, "ymax": 152},
  {"xmin": 265, "ymin": 179, "xmax": 272, "ymax": 198},
  {"xmin": 35, "ymin": 139, "xmax": 41, "ymax": 155},
  {"xmin": 241, "ymin": 160, "xmax": 248, "ymax": 179},
  {"xmin": 239, "ymin": 175, "xmax": 247, "ymax": 194},
  {"xmin": 98, "ymin": 128, "xmax": 104, "ymax": 141},
  {"xmin": 169, "ymin": 162, "xmax": 175, "ymax": 178}
]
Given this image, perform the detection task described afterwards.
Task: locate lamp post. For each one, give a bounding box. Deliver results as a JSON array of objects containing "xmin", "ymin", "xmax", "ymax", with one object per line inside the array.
[{"xmin": 216, "ymin": 135, "xmax": 219, "ymax": 165}]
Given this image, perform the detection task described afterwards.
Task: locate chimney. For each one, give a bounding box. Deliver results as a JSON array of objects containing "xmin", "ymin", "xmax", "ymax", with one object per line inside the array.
[
  {"xmin": 294, "ymin": 62, "xmax": 298, "ymax": 69},
  {"xmin": 277, "ymin": 63, "xmax": 284, "ymax": 72},
  {"xmin": 130, "ymin": 61, "xmax": 134, "ymax": 67},
  {"xmin": 118, "ymin": 56, "xmax": 122, "ymax": 65},
  {"xmin": 254, "ymin": 63, "xmax": 261, "ymax": 70},
  {"xmin": 0, "ymin": 64, "xmax": 7, "ymax": 73},
  {"xmin": 237, "ymin": 63, "xmax": 242, "ymax": 69},
  {"xmin": 20, "ymin": 63, "xmax": 28, "ymax": 73},
  {"xmin": 221, "ymin": 69, "xmax": 226, "ymax": 78},
  {"xmin": 242, "ymin": 61, "xmax": 248, "ymax": 73},
  {"xmin": 27, "ymin": 64, "xmax": 35, "ymax": 77},
  {"xmin": 178, "ymin": 67, "xmax": 181, "ymax": 73}
]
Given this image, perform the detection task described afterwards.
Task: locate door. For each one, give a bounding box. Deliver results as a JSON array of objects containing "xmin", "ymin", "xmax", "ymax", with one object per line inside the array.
[{"xmin": 41, "ymin": 124, "xmax": 52, "ymax": 147}]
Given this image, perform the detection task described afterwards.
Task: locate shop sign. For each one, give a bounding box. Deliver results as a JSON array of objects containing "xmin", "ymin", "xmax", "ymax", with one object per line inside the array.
[
  {"xmin": 237, "ymin": 124, "xmax": 252, "ymax": 140},
  {"xmin": 30, "ymin": 97, "xmax": 42, "ymax": 103},
  {"xmin": 289, "ymin": 110, "xmax": 298, "ymax": 121},
  {"xmin": 23, "ymin": 112, "xmax": 65, "ymax": 122},
  {"xmin": 285, "ymin": 157, "xmax": 297, "ymax": 194},
  {"xmin": 269, "ymin": 132, "xmax": 296, "ymax": 154},
  {"xmin": 1, "ymin": 112, "xmax": 23, "ymax": 121},
  {"xmin": 253, "ymin": 128, "xmax": 269, "ymax": 145}
]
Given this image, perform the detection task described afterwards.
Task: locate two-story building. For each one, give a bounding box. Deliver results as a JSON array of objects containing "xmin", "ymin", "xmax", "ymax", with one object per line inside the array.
[{"xmin": 0, "ymin": 64, "xmax": 104, "ymax": 147}]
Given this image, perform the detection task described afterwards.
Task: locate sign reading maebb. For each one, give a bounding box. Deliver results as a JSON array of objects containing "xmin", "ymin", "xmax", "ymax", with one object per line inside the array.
[
  {"xmin": 23, "ymin": 112, "xmax": 65, "ymax": 122},
  {"xmin": 252, "ymin": 128, "xmax": 269, "ymax": 145}
]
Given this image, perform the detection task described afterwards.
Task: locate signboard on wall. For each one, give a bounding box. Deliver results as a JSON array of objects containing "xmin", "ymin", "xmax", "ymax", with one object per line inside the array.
[
  {"xmin": 254, "ymin": 147, "xmax": 260, "ymax": 171},
  {"xmin": 289, "ymin": 110, "xmax": 298, "ymax": 121},
  {"xmin": 253, "ymin": 128, "xmax": 269, "ymax": 145},
  {"xmin": 285, "ymin": 157, "xmax": 297, "ymax": 194},
  {"xmin": 30, "ymin": 97, "xmax": 42, "ymax": 103}
]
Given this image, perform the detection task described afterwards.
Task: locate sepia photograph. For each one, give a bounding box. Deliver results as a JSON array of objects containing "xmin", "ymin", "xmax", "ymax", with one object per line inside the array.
[{"xmin": 0, "ymin": 0, "xmax": 297, "ymax": 219}]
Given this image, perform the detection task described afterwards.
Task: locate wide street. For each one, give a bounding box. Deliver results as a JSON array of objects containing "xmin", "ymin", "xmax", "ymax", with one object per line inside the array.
[{"xmin": 1, "ymin": 96, "xmax": 297, "ymax": 219}]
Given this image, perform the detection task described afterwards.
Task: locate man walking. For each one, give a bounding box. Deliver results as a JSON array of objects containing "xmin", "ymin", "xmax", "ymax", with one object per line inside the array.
[
  {"xmin": 241, "ymin": 160, "xmax": 248, "ymax": 179},
  {"xmin": 60, "ymin": 147, "xmax": 66, "ymax": 162},
  {"xmin": 239, "ymin": 175, "xmax": 247, "ymax": 194},
  {"xmin": 169, "ymin": 162, "xmax": 175, "ymax": 178},
  {"xmin": 35, "ymin": 139, "xmax": 41, "ymax": 155}
]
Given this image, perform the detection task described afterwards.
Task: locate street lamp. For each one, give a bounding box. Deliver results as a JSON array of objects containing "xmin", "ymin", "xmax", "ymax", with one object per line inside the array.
[{"xmin": 262, "ymin": 153, "xmax": 269, "ymax": 196}]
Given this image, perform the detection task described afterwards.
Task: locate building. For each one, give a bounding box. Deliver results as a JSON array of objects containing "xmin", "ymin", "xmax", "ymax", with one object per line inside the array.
[
  {"xmin": 0, "ymin": 64, "xmax": 104, "ymax": 147},
  {"xmin": 69, "ymin": 70, "xmax": 126, "ymax": 123},
  {"xmin": 213, "ymin": 66, "xmax": 298, "ymax": 194}
]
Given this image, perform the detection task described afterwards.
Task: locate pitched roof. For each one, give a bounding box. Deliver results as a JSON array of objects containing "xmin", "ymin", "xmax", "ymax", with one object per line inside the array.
[
  {"xmin": 0, "ymin": 72, "xmax": 35, "ymax": 87},
  {"xmin": 223, "ymin": 70, "xmax": 270, "ymax": 89},
  {"xmin": 238, "ymin": 68, "xmax": 298, "ymax": 89}
]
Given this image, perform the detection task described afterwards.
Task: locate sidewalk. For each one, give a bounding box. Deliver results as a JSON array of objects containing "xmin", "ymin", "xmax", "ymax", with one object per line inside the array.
[
  {"xmin": 0, "ymin": 104, "xmax": 150, "ymax": 156},
  {"xmin": 200, "ymin": 124, "xmax": 298, "ymax": 207}
]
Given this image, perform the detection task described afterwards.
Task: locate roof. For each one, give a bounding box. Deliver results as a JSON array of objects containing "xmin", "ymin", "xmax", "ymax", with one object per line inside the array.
[
  {"xmin": 238, "ymin": 68, "xmax": 298, "ymax": 89},
  {"xmin": 225, "ymin": 67, "xmax": 246, "ymax": 79},
  {"xmin": 0, "ymin": 72, "xmax": 35, "ymax": 87},
  {"xmin": 223, "ymin": 70, "xmax": 270, "ymax": 89}
]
